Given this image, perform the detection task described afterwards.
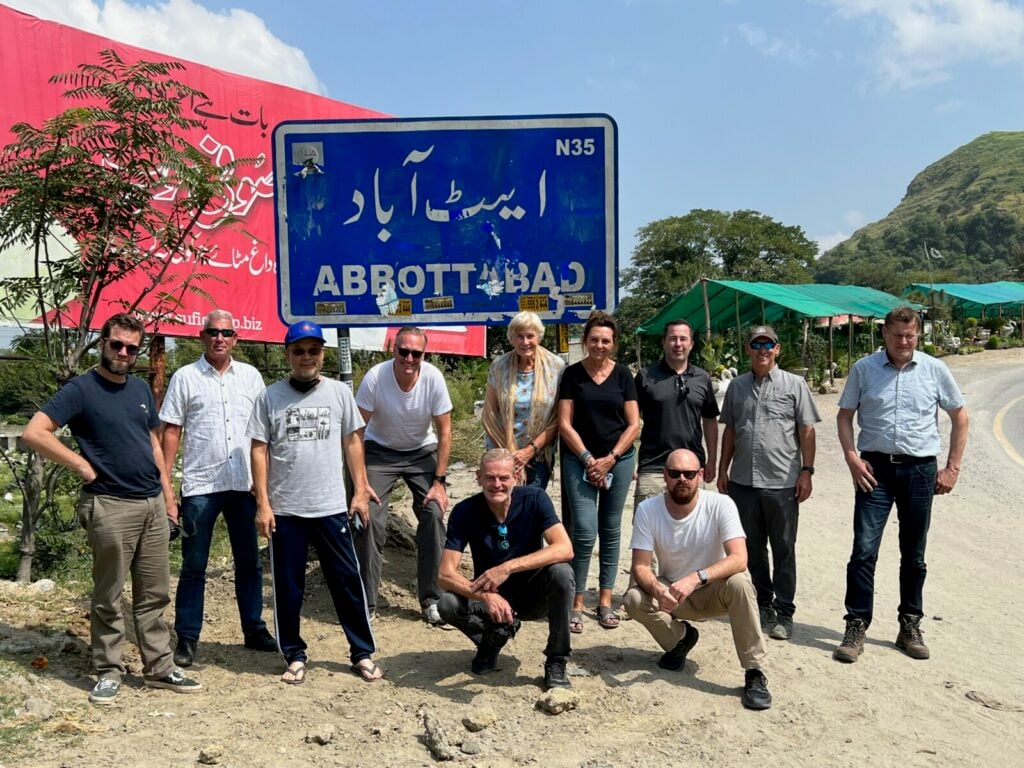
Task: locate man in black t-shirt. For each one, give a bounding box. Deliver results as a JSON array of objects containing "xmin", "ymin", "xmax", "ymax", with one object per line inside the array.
[
  {"xmin": 23, "ymin": 313, "xmax": 201, "ymax": 706},
  {"xmin": 437, "ymin": 449, "xmax": 575, "ymax": 690}
]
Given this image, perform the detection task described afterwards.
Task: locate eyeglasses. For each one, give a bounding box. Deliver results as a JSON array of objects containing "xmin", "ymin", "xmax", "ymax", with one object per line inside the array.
[
  {"xmin": 496, "ymin": 523, "xmax": 510, "ymax": 552},
  {"xmin": 396, "ymin": 347, "xmax": 424, "ymax": 359},
  {"xmin": 749, "ymin": 341, "xmax": 777, "ymax": 350},
  {"xmin": 665, "ymin": 468, "xmax": 700, "ymax": 480},
  {"xmin": 203, "ymin": 328, "xmax": 237, "ymax": 338},
  {"xmin": 106, "ymin": 339, "xmax": 140, "ymax": 356},
  {"xmin": 675, "ymin": 376, "xmax": 690, "ymax": 401},
  {"xmin": 290, "ymin": 346, "xmax": 323, "ymax": 357}
]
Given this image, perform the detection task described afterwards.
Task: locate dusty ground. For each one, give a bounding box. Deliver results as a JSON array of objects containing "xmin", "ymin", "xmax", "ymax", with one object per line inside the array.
[{"xmin": 2, "ymin": 348, "xmax": 1024, "ymax": 768}]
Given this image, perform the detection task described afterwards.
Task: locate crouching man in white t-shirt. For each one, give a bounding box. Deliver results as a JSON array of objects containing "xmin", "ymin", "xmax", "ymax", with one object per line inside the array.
[{"xmin": 623, "ymin": 448, "xmax": 772, "ymax": 710}]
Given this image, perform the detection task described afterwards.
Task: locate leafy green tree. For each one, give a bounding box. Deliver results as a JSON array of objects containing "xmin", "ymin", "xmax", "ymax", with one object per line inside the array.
[
  {"xmin": 0, "ymin": 50, "xmax": 239, "ymax": 581},
  {"xmin": 617, "ymin": 209, "xmax": 817, "ymax": 364}
]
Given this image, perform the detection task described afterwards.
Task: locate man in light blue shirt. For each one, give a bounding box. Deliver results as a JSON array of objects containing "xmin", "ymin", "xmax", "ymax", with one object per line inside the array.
[{"xmin": 834, "ymin": 307, "xmax": 968, "ymax": 664}]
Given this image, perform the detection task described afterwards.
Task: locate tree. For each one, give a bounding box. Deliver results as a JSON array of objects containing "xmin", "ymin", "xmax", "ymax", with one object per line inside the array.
[
  {"xmin": 617, "ymin": 209, "xmax": 818, "ymax": 363},
  {"xmin": 0, "ymin": 50, "xmax": 240, "ymax": 581}
]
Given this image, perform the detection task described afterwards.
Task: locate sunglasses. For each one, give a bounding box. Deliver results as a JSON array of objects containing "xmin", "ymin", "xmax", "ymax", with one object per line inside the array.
[
  {"xmin": 106, "ymin": 339, "xmax": 140, "ymax": 356},
  {"xmin": 396, "ymin": 347, "xmax": 424, "ymax": 359},
  {"xmin": 675, "ymin": 376, "xmax": 690, "ymax": 401},
  {"xmin": 496, "ymin": 523, "xmax": 510, "ymax": 552},
  {"xmin": 665, "ymin": 468, "xmax": 700, "ymax": 480},
  {"xmin": 749, "ymin": 340, "xmax": 777, "ymax": 350},
  {"xmin": 290, "ymin": 346, "xmax": 323, "ymax": 357},
  {"xmin": 203, "ymin": 328, "xmax": 237, "ymax": 338}
]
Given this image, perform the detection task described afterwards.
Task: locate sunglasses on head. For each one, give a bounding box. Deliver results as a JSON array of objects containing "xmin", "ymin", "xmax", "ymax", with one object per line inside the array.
[
  {"xmin": 106, "ymin": 339, "xmax": 140, "ymax": 356},
  {"xmin": 496, "ymin": 523, "xmax": 510, "ymax": 552},
  {"xmin": 749, "ymin": 340, "xmax": 777, "ymax": 350},
  {"xmin": 203, "ymin": 328, "xmax": 236, "ymax": 338},
  {"xmin": 396, "ymin": 347, "xmax": 424, "ymax": 359},
  {"xmin": 665, "ymin": 468, "xmax": 700, "ymax": 480}
]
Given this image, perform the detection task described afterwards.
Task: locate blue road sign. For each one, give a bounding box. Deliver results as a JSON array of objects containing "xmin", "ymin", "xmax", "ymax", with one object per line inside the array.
[{"xmin": 272, "ymin": 114, "xmax": 617, "ymax": 326}]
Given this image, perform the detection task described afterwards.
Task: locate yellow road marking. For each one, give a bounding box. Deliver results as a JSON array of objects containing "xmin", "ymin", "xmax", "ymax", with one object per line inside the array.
[{"xmin": 993, "ymin": 395, "xmax": 1024, "ymax": 467}]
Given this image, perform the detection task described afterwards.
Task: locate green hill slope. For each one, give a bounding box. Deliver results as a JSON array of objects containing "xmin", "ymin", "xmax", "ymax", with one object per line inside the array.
[{"xmin": 815, "ymin": 131, "xmax": 1024, "ymax": 294}]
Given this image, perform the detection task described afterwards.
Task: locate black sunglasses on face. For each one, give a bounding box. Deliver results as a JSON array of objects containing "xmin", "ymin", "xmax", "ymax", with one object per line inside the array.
[
  {"xmin": 396, "ymin": 347, "xmax": 424, "ymax": 359},
  {"xmin": 203, "ymin": 328, "xmax": 237, "ymax": 338},
  {"xmin": 290, "ymin": 346, "xmax": 323, "ymax": 357},
  {"xmin": 749, "ymin": 340, "xmax": 777, "ymax": 350},
  {"xmin": 665, "ymin": 468, "xmax": 700, "ymax": 480},
  {"xmin": 106, "ymin": 339, "xmax": 140, "ymax": 356},
  {"xmin": 496, "ymin": 523, "xmax": 510, "ymax": 552}
]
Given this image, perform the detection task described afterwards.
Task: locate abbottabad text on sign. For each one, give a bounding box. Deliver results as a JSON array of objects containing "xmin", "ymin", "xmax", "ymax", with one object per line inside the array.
[{"xmin": 272, "ymin": 115, "xmax": 617, "ymax": 326}]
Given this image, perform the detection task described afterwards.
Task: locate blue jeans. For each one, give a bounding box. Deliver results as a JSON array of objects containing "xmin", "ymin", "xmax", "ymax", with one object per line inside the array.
[
  {"xmin": 524, "ymin": 458, "xmax": 552, "ymax": 490},
  {"xmin": 561, "ymin": 448, "xmax": 635, "ymax": 594},
  {"xmin": 174, "ymin": 491, "xmax": 267, "ymax": 641},
  {"xmin": 844, "ymin": 455, "xmax": 936, "ymax": 626}
]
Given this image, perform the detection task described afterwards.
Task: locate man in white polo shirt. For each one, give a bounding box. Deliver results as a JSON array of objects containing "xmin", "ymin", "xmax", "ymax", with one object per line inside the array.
[
  {"xmin": 355, "ymin": 326, "xmax": 453, "ymax": 624},
  {"xmin": 161, "ymin": 310, "xmax": 276, "ymax": 667}
]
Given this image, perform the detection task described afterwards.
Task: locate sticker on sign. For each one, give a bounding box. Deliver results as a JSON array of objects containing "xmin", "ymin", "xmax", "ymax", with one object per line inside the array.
[{"xmin": 272, "ymin": 114, "xmax": 617, "ymax": 326}]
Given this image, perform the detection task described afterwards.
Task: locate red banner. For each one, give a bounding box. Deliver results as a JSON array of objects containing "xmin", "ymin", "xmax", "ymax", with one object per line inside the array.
[{"xmin": 0, "ymin": 5, "xmax": 485, "ymax": 356}]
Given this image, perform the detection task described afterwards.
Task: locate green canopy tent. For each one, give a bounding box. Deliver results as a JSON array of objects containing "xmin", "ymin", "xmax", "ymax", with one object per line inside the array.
[
  {"xmin": 635, "ymin": 278, "xmax": 922, "ymax": 383},
  {"xmin": 902, "ymin": 282, "xmax": 1024, "ymax": 333}
]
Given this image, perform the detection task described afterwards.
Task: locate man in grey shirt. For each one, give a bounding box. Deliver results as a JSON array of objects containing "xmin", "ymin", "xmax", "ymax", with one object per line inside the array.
[{"xmin": 718, "ymin": 325, "xmax": 820, "ymax": 642}]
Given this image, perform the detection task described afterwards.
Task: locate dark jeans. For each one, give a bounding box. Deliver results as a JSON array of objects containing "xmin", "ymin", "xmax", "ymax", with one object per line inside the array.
[
  {"xmin": 357, "ymin": 442, "xmax": 444, "ymax": 613},
  {"xmin": 523, "ymin": 459, "xmax": 552, "ymax": 490},
  {"xmin": 844, "ymin": 455, "xmax": 937, "ymax": 626},
  {"xmin": 729, "ymin": 482, "xmax": 799, "ymax": 619},
  {"xmin": 175, "ymin": 491, "xmax": 267, "ymax": 641},
  {"xmin": 437, "ymin": 562, "xmax": 574, "ymax": 661}
]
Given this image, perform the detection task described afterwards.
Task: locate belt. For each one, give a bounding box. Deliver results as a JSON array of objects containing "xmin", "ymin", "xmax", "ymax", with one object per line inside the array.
[{"xmin": 861, "ymin": 451, "xmax": 936, "ymax": 465}]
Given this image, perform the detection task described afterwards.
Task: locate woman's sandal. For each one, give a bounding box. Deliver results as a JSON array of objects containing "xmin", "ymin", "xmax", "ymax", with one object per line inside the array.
[
  {"xmin": 597, "ymin": 605, "xmax": 621, "ymax": 629},
  {"xmin": 281, "ymin": 660, "xmax": 306, "ymax": 685},
  {"xmin": 569, "ymin": 610, "xmax": 584, "ymax": 634}
]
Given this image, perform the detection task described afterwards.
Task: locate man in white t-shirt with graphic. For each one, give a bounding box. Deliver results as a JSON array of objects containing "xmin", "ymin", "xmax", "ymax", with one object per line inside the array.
[
  {"xmin": 355, "ymin": 326, "xmax": 453, "ymax": 624},
  {"xmin": 624, "ymin": 448, "xmax": 772, "ymax": 710}
]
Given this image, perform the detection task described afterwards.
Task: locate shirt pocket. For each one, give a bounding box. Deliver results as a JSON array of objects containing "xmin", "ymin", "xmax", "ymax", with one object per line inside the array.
[{"xmin": 765, "ymin": 394, "xmax": 795, "ymax": 420}]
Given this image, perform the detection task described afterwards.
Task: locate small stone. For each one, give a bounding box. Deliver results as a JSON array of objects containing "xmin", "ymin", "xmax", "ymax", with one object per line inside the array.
[
  {"xmin": 198, "ymin": 745, "xmax": 224, "ymax": 765},
  {"xmin": 536, "ymin": 688, "xmax": 580, "ymax": 715},
  {"xmin": 23, "ymin": 698, "xmax": 53, "ymax": 720},
  {"xmin": 31, "ymin": 579, "xmax": 56, "ymax": 593},
  {"xmin": 461, "ymin": 738, "xmax": 482, "ymax": 755},
  {"xmin": 305, "ymin": 724, "xmax": 335, "ymax": 745},
  {"xmin": 462, "ymin": 708, "xmax": 497, "ymax": 732},
  {"xmin": 422, "ymin": 710, "xmax": 457, "ymax": 761}
]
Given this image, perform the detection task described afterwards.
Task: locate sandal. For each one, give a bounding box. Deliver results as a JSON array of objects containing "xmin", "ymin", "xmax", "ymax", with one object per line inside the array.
[
  {"xmin": 351, "ymin": 658, "xmax": 384, "ymax": 682},
  {"xmin": 597, "ymin": 605, "xmax": 621, "ymax": 629},
  {"xmin": 281, "ymin": 660, "xmax": 306, "ymax": 685},
  {"xmin": 569, "ymin": 610, "xmax": 584, "ymax": 634}
]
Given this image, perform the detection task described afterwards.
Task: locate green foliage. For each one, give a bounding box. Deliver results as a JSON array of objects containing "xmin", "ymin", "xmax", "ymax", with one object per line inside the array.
[
  {"xmin": 985, "ymin": 335, "xmax": 1003, "ymax": 349},
  {"xmin": 816, "ymin": 132, "xmax": 1024, "ymax": 291}
]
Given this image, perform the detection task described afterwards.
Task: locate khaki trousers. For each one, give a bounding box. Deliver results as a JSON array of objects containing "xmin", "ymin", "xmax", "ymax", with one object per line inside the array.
[
  {"xmin": 623, "ymin": 572, "xmax": 766, "ymax": 670},
  {"xmin": 78, "ymin": 493, "xmax": 174, "ymax": 681}
]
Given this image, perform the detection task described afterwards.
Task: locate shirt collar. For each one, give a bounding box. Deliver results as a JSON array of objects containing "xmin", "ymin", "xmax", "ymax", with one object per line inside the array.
[{"xmin": 197, "ymin": 354, "xmax": 234, "ymax": 375}]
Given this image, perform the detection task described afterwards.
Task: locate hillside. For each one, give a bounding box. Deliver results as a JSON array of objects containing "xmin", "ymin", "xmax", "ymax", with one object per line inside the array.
[{"xmin": 815, "ymin": 131, "xmax": 1024, "ymax": 294}]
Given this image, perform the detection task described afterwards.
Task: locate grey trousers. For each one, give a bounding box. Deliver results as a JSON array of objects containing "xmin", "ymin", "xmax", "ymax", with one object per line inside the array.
[
  {"xmin": 77, "ymin": 492, "xmax": 175, "ymax": 681},
  {"xmin": 356, "ymin": 442, "xmax": 444, "ymax": 612}
]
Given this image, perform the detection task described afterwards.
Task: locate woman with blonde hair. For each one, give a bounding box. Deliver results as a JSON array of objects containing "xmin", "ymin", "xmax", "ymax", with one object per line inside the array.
[{"xmin": 482, "ymin": 311, "xmax": 566, "ymax": 488}]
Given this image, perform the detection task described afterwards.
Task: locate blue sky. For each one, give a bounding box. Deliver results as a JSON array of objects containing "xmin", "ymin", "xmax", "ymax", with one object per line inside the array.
[{"xmin": 9, "ymin": 0, "xmax": 1024, "ymax": 269}]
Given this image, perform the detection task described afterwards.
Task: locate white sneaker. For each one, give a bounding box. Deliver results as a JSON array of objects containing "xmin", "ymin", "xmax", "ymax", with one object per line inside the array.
[{"xmin": 423, "ymin": 603, "xmax": 446, "ymax": 626}]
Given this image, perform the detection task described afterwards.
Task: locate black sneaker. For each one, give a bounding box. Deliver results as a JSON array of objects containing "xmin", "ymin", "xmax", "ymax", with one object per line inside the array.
[
  {"xmin": 769, "ymin": 617, "xmax": 793, "ymax": 641},
  {"xmin": 88, "ymin": 677, "xmax": 120, "ymax": 705},
  {"xmin": 741, "ymin": 668, "xmax": 772, "ymax": 710},
  {"xmin": 243, "ymin": 628, "xmax": 278, "ymax": 653},
  {"xmin": 173, "ymin": 636, "xmax": 197, "ymax": 667},
  {"xmin": 470, "ymin": 617, "xmax": 521, "ymax": 675},
  {"xmin": 543, "ymin": 659, "xmax": 572, "ymax": 690},
  {"xmin": 758, "ymin": 605, "xmax": 777, "ymax": 632},
  {"xmin": 658, "ymin": 622, "xmax": 699, "ymax": 671},
  {"xmin": 144, "ymin": 668, "xmax": 202, "ymax": 694}
]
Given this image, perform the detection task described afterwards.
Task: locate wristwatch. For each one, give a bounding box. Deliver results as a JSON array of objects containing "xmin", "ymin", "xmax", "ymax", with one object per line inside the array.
[
  {"xmin": 801, "ymin": 466, "xmax": 815, "ymax": 475},
  {"xmin": 432, "ymin": 475, "xmax": 447, "ymax": 486},
  {"xmin": 697, "ymin": 569, "xmax": 709, "ymax": 587}
]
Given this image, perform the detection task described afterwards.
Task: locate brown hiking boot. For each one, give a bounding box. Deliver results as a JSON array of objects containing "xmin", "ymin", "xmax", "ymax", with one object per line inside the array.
[
  {"xmin": 895, "ymin": 614, "xmax": 930, "ymax": 659},
  {"xmin": 834, "ymin": 618, "xmax": 867, "ymax": 663}
]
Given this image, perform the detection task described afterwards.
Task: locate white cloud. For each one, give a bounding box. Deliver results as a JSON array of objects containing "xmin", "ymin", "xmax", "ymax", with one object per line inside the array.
[
  {"xmin": 736, "ymin": 23, "xmax": 816, "ymax": 65},
  {"xmin": 827, "ymin": 0, "xmax": 1024, "ymax": 89},
  {"xmin": 815, "ymin": 231, "xmax": 851, "ymax": 254},
  {"xmin": 5, "ymin": 0, "xmax": 324, "ymax": 93},
  {"xmin": 843, "ymin": 209, "xmax": 866, "ymax": 227}
]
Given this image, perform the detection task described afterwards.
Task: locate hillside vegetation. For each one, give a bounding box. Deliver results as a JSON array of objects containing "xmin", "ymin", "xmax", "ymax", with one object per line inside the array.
[{"xmin": 815, "ymin": 131, "xmax": 1024, "ymax": 293}]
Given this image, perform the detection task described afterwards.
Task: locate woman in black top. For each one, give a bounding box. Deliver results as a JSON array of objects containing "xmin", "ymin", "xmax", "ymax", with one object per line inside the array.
[{"xmin": 557, "ymin": 312, "xmax": 640, "ymax": 632}]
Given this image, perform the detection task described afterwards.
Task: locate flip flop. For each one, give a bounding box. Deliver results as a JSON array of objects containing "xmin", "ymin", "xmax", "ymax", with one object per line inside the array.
[
  {"xmin": 597, "ymin": 605, "xmax": 621, "ymax": 629},
  {"xmin": 351, "ymin": 659, "xmax": 384, "ymax": 683},
  {"xmin": 569, "ymin": 610, "xmax": 584, "ymax": 634},
  {"xmin": 281, "ymin": 660, "xmax": 306, "ymax": 685}
]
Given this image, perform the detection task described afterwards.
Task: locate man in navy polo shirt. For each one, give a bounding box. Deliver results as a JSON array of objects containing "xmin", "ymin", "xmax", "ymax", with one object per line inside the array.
[{"xmin": 437, "ymin": 449, "xmax": 574, "ymax": 690}]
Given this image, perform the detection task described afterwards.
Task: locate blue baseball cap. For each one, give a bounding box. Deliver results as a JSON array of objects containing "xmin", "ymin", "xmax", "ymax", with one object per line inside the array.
[{"xmin": 284, "ymin": 321, "xmax": 325, "ymax": 345}]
